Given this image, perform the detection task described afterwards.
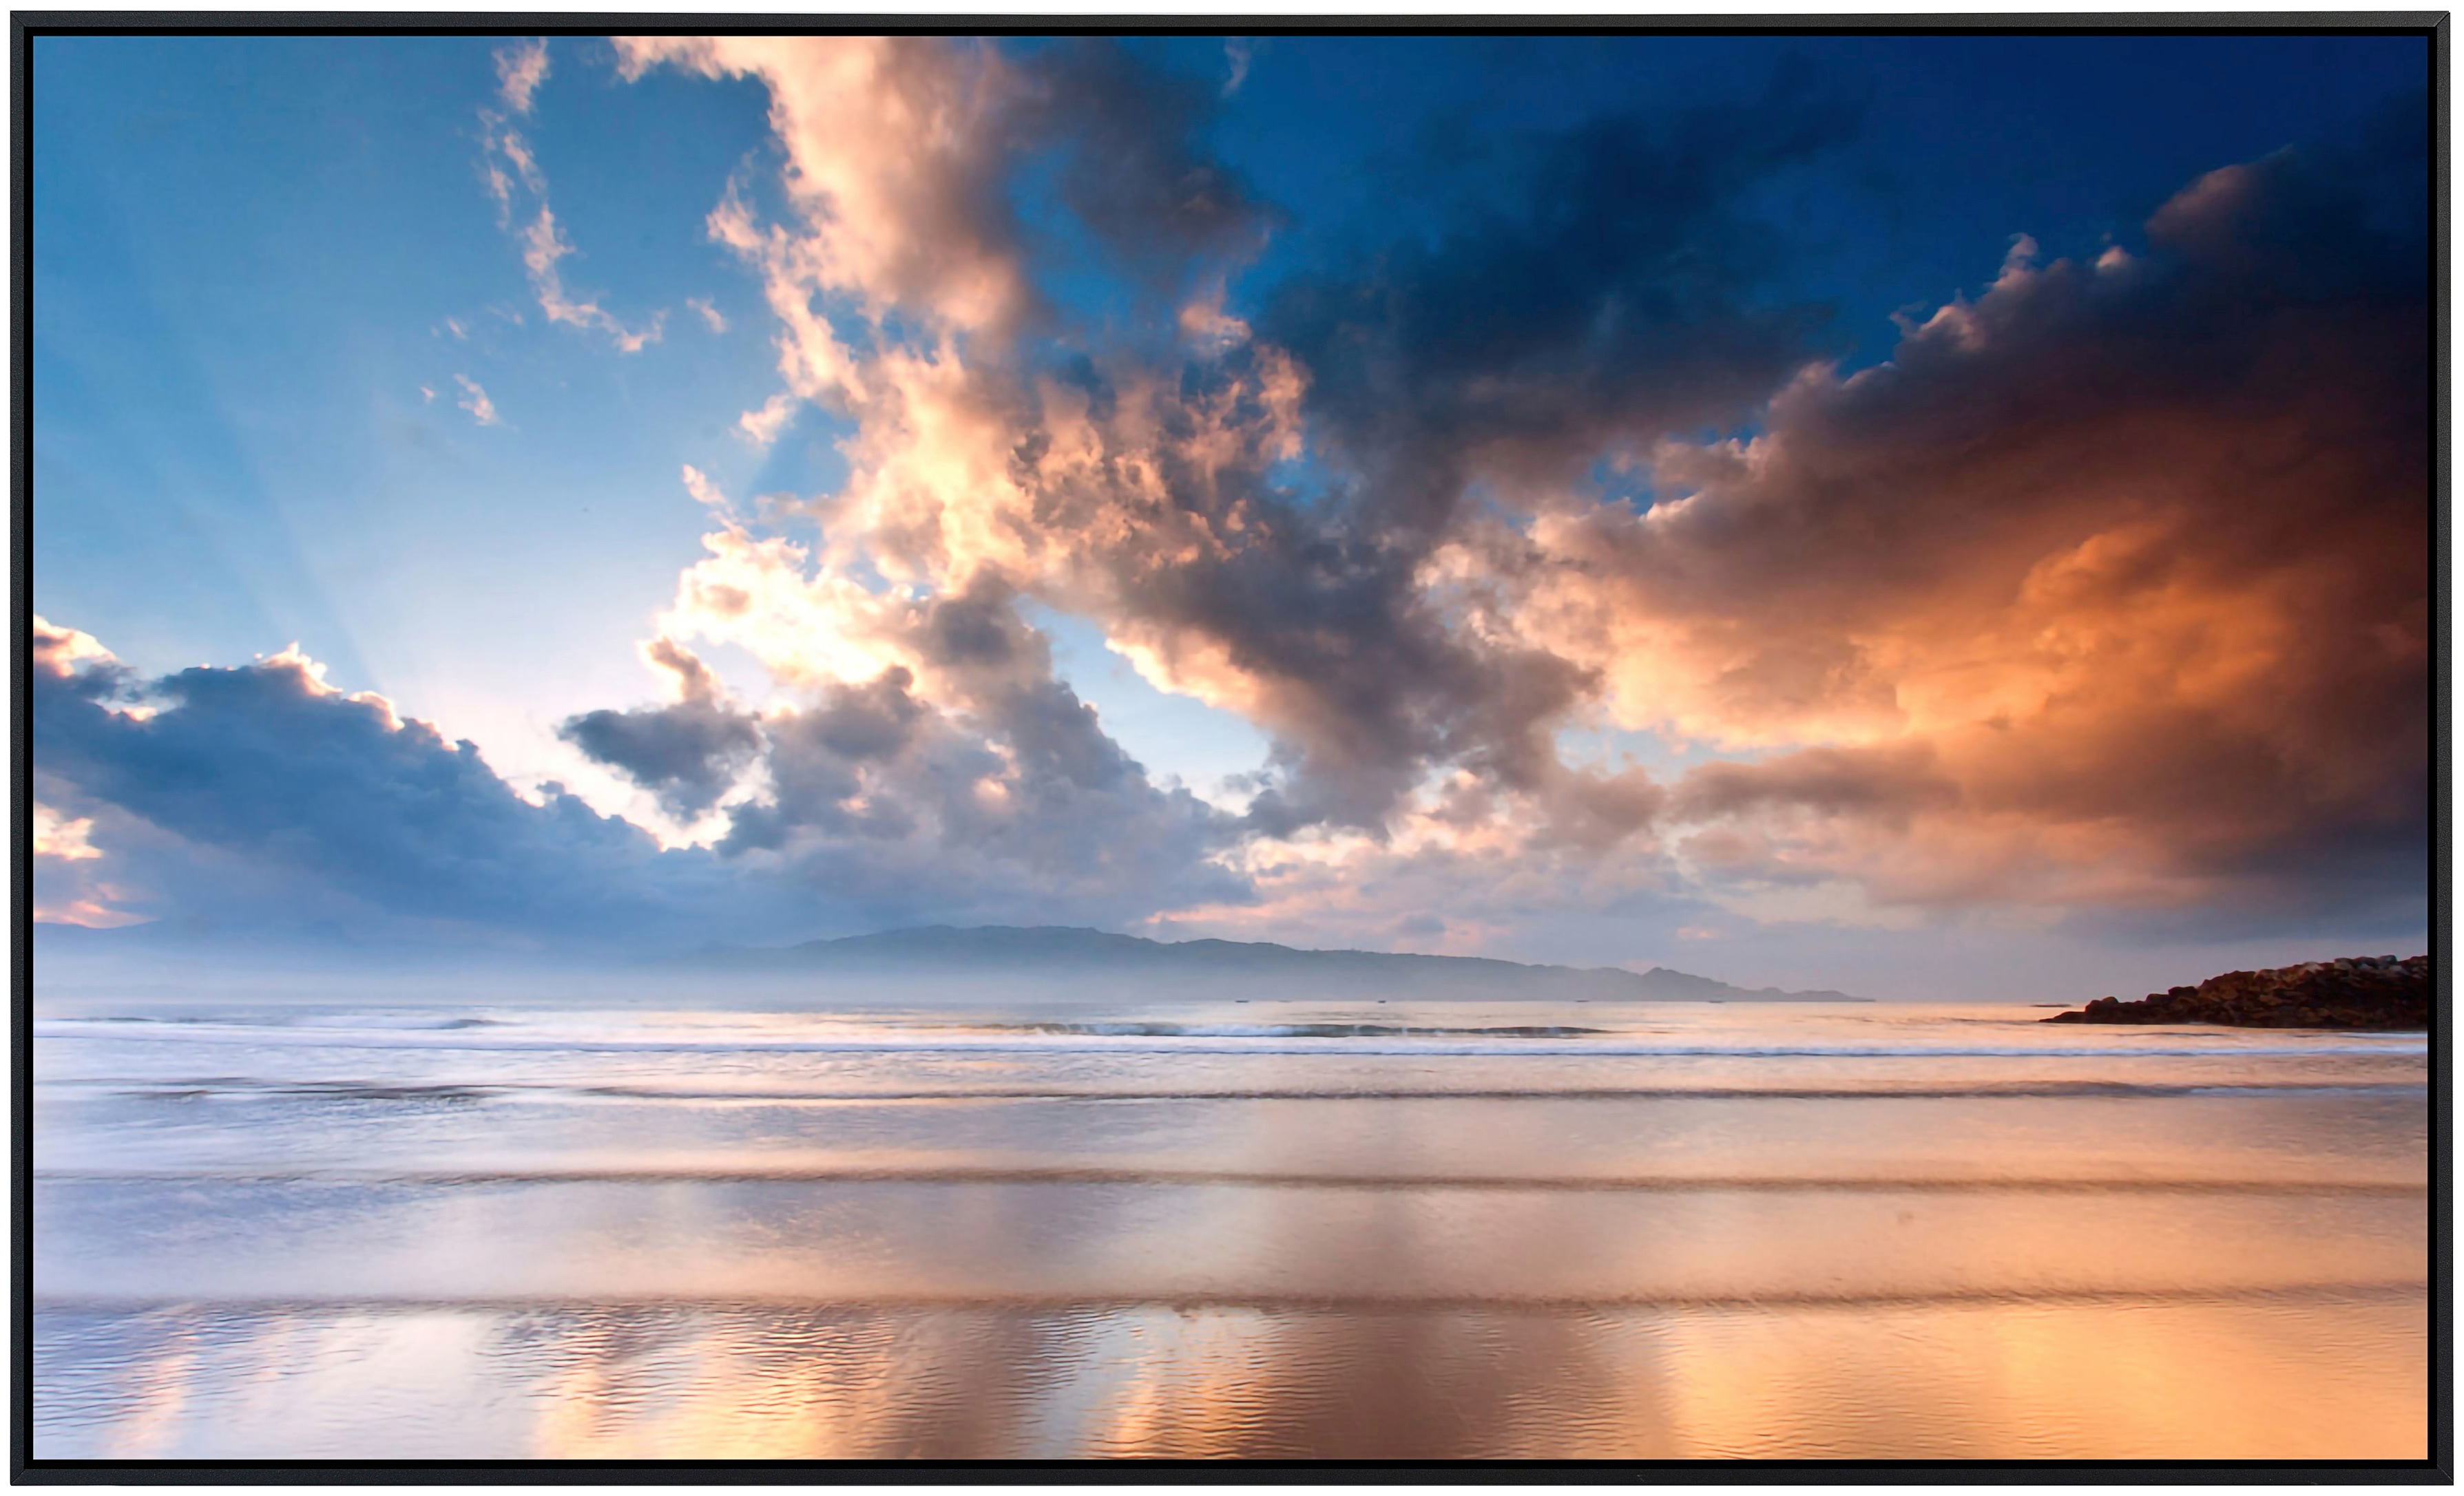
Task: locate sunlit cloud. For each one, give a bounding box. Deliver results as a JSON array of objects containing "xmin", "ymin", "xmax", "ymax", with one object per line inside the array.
[
  {"xmin": 452, "ymin": 374, "xmax": 501, "ymax": 427},
  {"xmin": 34, "ymin": 803, "xmax": 103, "ymax": 861},
  {"xmin": 516, "ymin": 204, "xmax": 667, "ymax": 352},
  {"xmin": 479, "ymin": 41, "xmax": 665, "ymax": 354},
  {"xmin": 583, "ymin": 36, "xmax": 2423, "ymax": 947},
  {"xmin": 494, "ymin": 36, "xmax": 549, "ymax": 116}
]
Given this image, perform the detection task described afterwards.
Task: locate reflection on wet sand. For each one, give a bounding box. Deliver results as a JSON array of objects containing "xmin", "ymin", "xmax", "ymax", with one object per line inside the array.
[
  {"xmin": 30, "ymin": 1001, "xmax": 2431, "ymax": 1461},
  {"xmin": 34, "ymin": 1294, "xmax": 2428, "ymax": 1460},
  {"xmin": 30, "ymin": 1177, "xmax": 2430, "ymax": 1306}
]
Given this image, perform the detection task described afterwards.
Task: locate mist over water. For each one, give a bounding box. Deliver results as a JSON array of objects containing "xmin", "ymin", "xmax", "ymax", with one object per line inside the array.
[{"xmin": 31, "ymin": 970, "xmax": 2429, "ymax": 1461}]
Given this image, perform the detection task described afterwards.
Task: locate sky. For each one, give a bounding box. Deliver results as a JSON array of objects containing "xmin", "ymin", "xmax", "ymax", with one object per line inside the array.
[{"xmin": 28, "ymin": 30, "xmax": 2433, "ymax": 1000}]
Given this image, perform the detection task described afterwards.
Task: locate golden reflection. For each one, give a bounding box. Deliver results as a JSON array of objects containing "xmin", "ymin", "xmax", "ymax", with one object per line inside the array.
[
  {"xmin": 43, "ymin": 1294, "xmax": 2432, "ymax": 1460},
  {"xmin": 96, "ymin": 1319, "xmax": 197, "ymax": 1459},
  {"xmin": 1976, "ymin": 1297, "xmax": 2428, "ymax": 1459},
  {"xmin": 527, "ymin": 1310, "xmax": 1006, "ymax": 1459},
  {"xmin": 1647, "ymin": 1297, "xmax": 2426, "ymax": 1459},
  {"xmin": 1070, "ymin": 1309, "xmax": 1282, "ymax": 1457}
]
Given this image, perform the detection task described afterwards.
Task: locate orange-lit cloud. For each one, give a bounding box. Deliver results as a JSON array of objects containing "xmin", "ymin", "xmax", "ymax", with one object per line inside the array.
[
  {"xmin": 618, "ymin": 37, "xmax": 2420, "ymax": 939},
  {"xmin": 1494, "ymin": 159, "xmax": 2428, "ymax": 920}
]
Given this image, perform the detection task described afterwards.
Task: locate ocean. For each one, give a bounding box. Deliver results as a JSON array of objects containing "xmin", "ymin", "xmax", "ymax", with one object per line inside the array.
[{"xmin": 28, "ymin": 993, "xmax": 2430, "ymax": 1461}]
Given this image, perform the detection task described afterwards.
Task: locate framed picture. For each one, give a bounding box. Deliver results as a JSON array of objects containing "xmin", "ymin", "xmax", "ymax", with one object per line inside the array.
[{"xmin": 17, "ymin": 14, "xmax": 2442, "ymax": 1477}]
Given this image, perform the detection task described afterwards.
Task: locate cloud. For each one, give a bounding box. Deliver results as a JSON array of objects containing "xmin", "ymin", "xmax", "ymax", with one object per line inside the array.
[
  {"xmin": 477, "ymin": 48, "xmax": 664, "ymax": 354},
  {"xmin": 631, "ymin": 518, "xmax": 1249, "ymax": 907},
  {"xmin": 452, "ymin": 373, "xmax": 501, "ymax": 426},
  {"xmin": 44, "ymin": 52, "xmax": 2423, "ymax": 960},
  {"xmin": 1503, "ymin": 105, "xmax": 2431, "ymax": 926},
  {"xmin": 1222, "ymin": 38, "xmax": 1252, "ymax": 97},
  {"xmin": 620, "ymin": 41, "xmax": 1837, "ymax": 849},
  {"xmin": 728, "ymin": 607, "xmax": 1246, "ymax": 923},
  {"xmin": 31, "ymin": 623, "xmax": 709, "ymax": 943},
  {"xmin": 597, "ymin": 43, "xmax": 1501, "ymax": 834},
  {"xmin": 1257, "ymin": 65, "xmax": 1858, "ymax": 527},
  {"xmin": 678, "ymin": 463, "xmax": 735, "ymax": 518},
  {"xmin": 33, "ymin": 803, "xmax": 103, "ymax": 862},
  {"xmin": 736, "ymin": 392, "xmax": 800, "ymax": 445},
  {"xmin": 634, "ymin": 40, "xmax": 2423, "ymax": 940},
  {"xmin": 516, "ymin": 204, "xmax": 665, "ymax": 352},
  {"xmin": 1016, "ymin": 39, "xmax": 1276, "ymax": 284},
  {"xmin": 494, "ymin": 38, "xmax": 549, "ymax": 116},
  {"xmin": 558, "ymin": 638, "xmax": 764, "ymax": 819},
  {"xmin": 1670, "ymin": 745, "xmax": 1957, "ymax": 828},
  {"xmin": 619, "ymin": 35, "xmax": 1271, "ymax": 427},
  {"xmin": 32, "ymin": 616, "xmax": 1248, "ymax": 948},
  {"xmin": 620, "ymin": 35, "xmax": 1040, "ymax": 343},
  {"xmin": 34, "ymin": 615, "xmax": 122, "ymax": 680},
  {"xmin": 687, "ymin": 295, "xmax": 727, "ymax": 333}
]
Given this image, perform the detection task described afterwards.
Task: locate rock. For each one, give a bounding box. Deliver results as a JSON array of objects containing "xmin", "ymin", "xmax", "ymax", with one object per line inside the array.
[{"xmin": 2044, "ymin": 954, "xmax": 2430, "ymax": 1029}]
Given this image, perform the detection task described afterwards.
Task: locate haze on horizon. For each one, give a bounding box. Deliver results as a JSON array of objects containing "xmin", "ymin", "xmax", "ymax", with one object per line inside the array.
[{"xmin": 28, "ymin": 34, "xmax": 2431, "ymax": 1003}]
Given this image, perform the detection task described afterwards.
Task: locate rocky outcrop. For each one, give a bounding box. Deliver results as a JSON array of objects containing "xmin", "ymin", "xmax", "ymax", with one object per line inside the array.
[{"xmin": 2044, "ymin": 954, "xmax": 2430, "ymax": 1029}]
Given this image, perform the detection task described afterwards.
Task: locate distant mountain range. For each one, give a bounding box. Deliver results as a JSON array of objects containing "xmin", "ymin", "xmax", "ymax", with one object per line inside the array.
[
  {"xmin": 34, "ymin": 918, "xmax": 1865, "ymax": 1002},
  {"xmin": 689, "ymin": 925, "xmax": 1864, "ymax": 1003}
]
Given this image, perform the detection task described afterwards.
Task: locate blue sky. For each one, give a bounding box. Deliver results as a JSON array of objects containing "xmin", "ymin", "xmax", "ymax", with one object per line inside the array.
[{"xmin": 30, "ymin": 32, "xmax": 2432, "ymax": 998}]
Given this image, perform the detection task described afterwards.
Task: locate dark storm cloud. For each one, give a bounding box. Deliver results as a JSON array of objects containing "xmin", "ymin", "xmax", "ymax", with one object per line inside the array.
[
  {"xmin": 627, "ymin": 35, "xmax": 1744, "ymax": 844},
  {"xmin": 1023, "ymin": 39, "xmax": 1276, "ymax": 282},
  {"xmin": 1536, "ymin": 96, "xmax": 2430, "ymax": 918},
  {"xmin": 558, "ymin": 639, "xmax": 763, "ymax": 817},
  {"xmin": 30, "ymin": 613, "xmax": 1248, "ymax": 946},
  {"xmin": 1671, "ymin": 746, "xmax": 1959, "ymax": 829},
  {"xmin": 944, "ymin": 70, "xmax": 1870, "ymax": 840},
  {"xmin": 715, "ymin": 669, "xmax": 932, "ymax": 856},
  {"xmin": 1259, "ymin": 65, "xmax": 1859, "ymax": 534},
  {"xmin": 526, "ymin": 576, "xmax": 1249, "ymax": 915},
  {"xmin": 717, "ymin": 581, "xmax": 1244, "ymax": 905},
  {"xmin": 802, "ymin": 664, "xmax": 932, "ymax": 762},
  {"xmin": 991, "ymin": 81, "xmax": 2425, "ymax": 924},
  {"xmin": 32, "ymin": 640, "xmax": 701, "ymax": 940},
  {"xmin": 980, "ymin": 337, "xmax": 1619, "ymax": 840}
]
